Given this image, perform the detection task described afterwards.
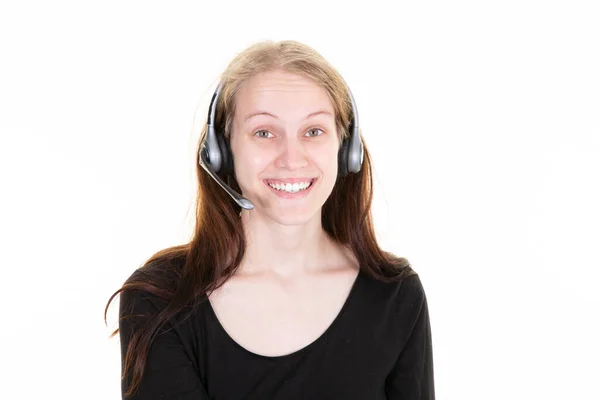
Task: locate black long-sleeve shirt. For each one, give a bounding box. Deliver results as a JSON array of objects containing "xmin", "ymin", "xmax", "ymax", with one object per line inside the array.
[{"xmin": 119, "ymin": 268, "xmax": 435, "ymax": 399}]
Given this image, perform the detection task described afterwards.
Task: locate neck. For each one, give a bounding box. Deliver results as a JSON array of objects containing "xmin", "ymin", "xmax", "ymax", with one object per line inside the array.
[{"xmin": 236, "ymin": 210, "xmax": 339, "ymax": 278}]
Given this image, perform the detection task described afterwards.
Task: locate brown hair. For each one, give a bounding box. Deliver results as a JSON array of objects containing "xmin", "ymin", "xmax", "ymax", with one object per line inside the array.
[{"xmin": 104, "ymin": 39, "xmax": 415, "ymax": 398}]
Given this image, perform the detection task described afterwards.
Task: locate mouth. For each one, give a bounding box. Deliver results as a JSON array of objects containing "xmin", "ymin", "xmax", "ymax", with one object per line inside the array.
[{"xmin": 262, "ymin": 178, "xmax": 318, "ymax": 198}]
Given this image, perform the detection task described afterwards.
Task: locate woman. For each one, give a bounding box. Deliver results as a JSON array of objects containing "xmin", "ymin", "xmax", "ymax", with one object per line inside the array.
[{"xmin": 105, "ymin": 40, "xmax": 435, "ymax": 399}]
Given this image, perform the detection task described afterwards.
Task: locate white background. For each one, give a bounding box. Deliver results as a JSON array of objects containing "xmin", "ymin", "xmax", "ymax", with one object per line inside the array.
[{"xmin": 1, "ymin": 0, "xmax": 598, "ymax": 399}]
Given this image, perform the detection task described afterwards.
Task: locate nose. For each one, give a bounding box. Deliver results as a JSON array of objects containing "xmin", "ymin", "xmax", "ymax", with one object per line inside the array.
[{"xmin": 274, "ymin": 135, "xmax": 309, "ymax": 170}]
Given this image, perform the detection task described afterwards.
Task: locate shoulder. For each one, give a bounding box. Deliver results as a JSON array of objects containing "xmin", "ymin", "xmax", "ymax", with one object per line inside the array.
[
  {"xmin": 359, "ymin": 270, "xmax": 427, "ymax": 321},
  {"xmin": 361, "ymin": 269, "xmax": 425, "ymax": 298},
  {"xmin": 360, "ymin": 271, "xmax": 432, "ymax": 355},
  {"xmin": 119, "ymin": 255, "xmax": 186, "ymax": 318},
  {"xmin": 394, "ymin": 274, "xmax": 426, "ymax": 304},
  {"xmin": 118, "ymin": 284, "xmax": 167, "ymax": 322},
  {"xmin": 391, "ymin": 274, "xmax": 427, "ymax": 321},
  {"xmin": 126, "ymin": 253, "xmax": 186, "ymax": 286}
]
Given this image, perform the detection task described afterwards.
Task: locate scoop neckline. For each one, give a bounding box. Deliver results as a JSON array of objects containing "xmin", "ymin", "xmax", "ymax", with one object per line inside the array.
[{"xmin": 205, "ymin": 268, "xmax": 363, "ymax": 361}]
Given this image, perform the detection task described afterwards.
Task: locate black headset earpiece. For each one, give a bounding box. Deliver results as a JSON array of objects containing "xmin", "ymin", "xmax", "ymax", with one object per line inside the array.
[
  {"xmin": 199, "ymin": 77, "xmax": 364, "ymax": 210},
  {"xmin": 337, "ymin": 138, "xmax": 350, "ymax": 178},
  {"xmin": 216, "ymin": 133, "xmax": 233, "ymax": 176}
]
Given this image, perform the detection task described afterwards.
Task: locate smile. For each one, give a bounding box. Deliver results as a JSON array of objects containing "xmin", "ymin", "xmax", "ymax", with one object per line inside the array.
[{"xmin": 263, "ymin": 178, "xmax": 317, "ymax": 198}]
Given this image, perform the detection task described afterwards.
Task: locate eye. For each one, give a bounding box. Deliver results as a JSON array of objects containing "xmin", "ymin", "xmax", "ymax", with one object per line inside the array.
[
  {"xmin": 253, "ymin": 128, "xmax": 324, "ymax": 138},
  {"xmin": 254, "ymin": 130, "xmax": 273, "ymax": 138},
  {"xmin": 305, "ymin": 128, "xmax": 324, "ymax": 137}
]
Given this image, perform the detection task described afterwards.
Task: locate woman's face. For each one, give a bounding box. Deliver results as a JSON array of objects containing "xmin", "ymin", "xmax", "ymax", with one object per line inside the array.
[{"xmin": 230, "ymin": 69, "xmax": 340, "ymax": 224}]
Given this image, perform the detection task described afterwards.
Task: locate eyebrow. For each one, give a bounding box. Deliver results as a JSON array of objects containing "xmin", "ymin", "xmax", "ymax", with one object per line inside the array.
[{"xmin": 244, "ymin": 110, "xmax": 332, "ymax": 122}]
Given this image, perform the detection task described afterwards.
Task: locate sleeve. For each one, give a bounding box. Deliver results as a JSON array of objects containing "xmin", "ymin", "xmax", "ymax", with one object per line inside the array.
[
  {"xmin": 119, "ymin": 289, "xmax": 211, "ymax": 400},
  {"xmin": 384, "ymin": 275, "xmax": 435, "ymax": 399}
]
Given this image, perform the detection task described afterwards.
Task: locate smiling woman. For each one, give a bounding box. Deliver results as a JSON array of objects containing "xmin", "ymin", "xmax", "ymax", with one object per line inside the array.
[
  {"xmin": 105, "ymin": 39, "xmax": 435, "ymax": 400},
  {"xmin": 226, "ymin": 68, "xmax": 342, "ymax": 218}
]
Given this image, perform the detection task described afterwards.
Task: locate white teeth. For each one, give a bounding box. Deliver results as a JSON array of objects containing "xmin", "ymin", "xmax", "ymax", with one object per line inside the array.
[{"xmin": 268, "ymin": 180, "xmax": 312, "ymax": 193}]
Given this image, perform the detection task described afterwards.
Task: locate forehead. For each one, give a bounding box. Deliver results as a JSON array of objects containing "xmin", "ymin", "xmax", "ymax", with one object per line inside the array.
[{"xmin": 234, "ymin": 70, "xmax": 335, "ymax": 121}]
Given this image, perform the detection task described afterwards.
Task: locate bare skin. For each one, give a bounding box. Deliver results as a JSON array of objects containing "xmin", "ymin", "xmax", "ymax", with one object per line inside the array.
[{"xmin": 208, "ymin": 245, "xmax": 360, "ymax": 357}]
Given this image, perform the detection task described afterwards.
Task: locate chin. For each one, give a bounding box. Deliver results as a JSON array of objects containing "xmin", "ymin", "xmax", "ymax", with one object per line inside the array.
[
  {"xmin": 266, "ymin": 209, "xmax": 321, "ymax": 226},
  {"xmin": 260, "ymin": 198, "xmax": 324, "ymax": 225}
]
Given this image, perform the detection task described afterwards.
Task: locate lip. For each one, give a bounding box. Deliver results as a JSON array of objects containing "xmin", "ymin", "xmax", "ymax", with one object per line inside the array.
[
  {"xmin": 263, "ymin": 178, "xmax": 317, "ymax": 199},
  {"xmin": 264, "ymin": 178, "xmax": 317, "ymax": 184}
]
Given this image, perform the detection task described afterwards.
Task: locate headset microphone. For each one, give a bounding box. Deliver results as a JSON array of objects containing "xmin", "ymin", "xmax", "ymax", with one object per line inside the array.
[
  {"xmin": 199, "ymin": 142, "xmax": 255, "ymax": 210},
  {"xmin": 199, "ymin": 77, "xmax": 363, "ymax": 211}
]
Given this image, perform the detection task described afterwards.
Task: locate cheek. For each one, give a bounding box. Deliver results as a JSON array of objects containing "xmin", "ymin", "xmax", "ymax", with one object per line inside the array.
[
  {"xmin": 233, "ymin": 152, "xmax": 268, "ymax": 182},
  {"xmin": 317, "ymin": 145, "xmax": 340, "ymax": 171}
]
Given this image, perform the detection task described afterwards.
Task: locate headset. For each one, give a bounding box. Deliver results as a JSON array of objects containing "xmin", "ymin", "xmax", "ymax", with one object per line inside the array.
[{"xmin": 199, "ymin": 78, "xmax": 364, "ymax": 210}]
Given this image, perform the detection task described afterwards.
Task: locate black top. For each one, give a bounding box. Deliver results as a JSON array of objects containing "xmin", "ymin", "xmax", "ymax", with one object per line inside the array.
[{"xmin": 119, "ymin": 268, "xmax": 435, "ymax": 399}]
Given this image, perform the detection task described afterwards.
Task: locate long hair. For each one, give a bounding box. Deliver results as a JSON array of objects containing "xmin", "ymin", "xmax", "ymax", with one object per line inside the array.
[{"xmin": 104, "ymin": 39, "xmax": 415, "ymax": 398}]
